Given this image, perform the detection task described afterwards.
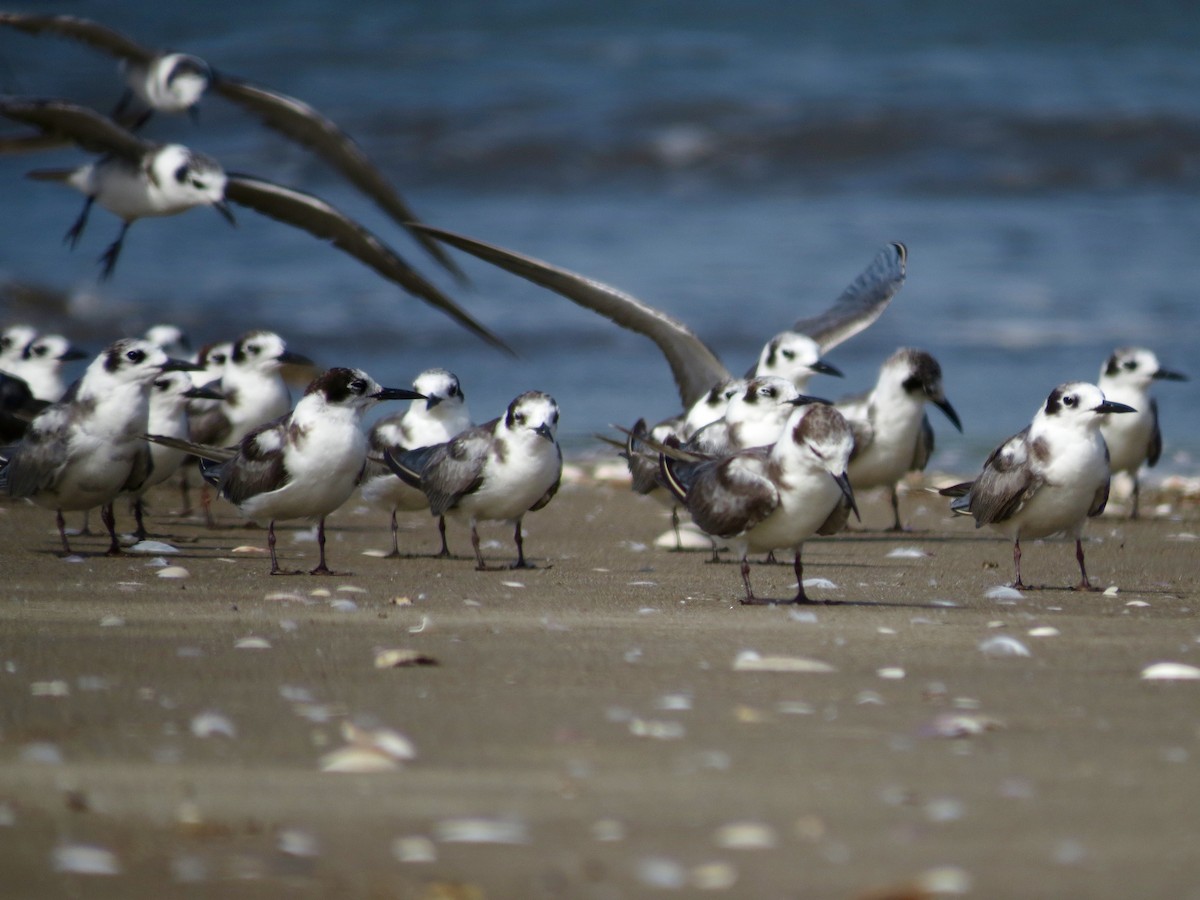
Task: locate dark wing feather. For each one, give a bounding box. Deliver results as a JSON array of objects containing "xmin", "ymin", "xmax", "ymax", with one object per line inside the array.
[
  {"xmin": 911, "ymin": 412, "xmax": 935, "ymax": 471},
  {"xmin": 384, "ymin": 443, "xmax": 443, "ymax": 489},
  {"xmin": 529, "ymin": 444, "xmax": 563, "ymax": 512},
  {"xmin": 0, "ymin": 406, "xmax": 72, "ymax": 498},
  {"xmin": 218, "ymin": 419, "xmax": 288, "ymax": 506},
  {"xmin": 1089, "ymin": 441, "xmax": 1112, "ymax": 518},
  {"xmin": 210, "ymin": 75, "xmax": 464, "ymax": 281},
  {"xmin": 223, "ymin": 176, "xmax": 511, "ymax": 355},
  {"xmin": 404, "ymin": 420, "xmax": 499, "ymax": 516},
  {"xmin": 411, "ymin": 225, "xmax": 731, "ymax": 408},
  {"xmin": 790, "ymin": 243, "xmax": 907, "ymax": 351},
  {"xmin": 964, "ymin": 428, "xmax": 1040, "ymax": 527},
  {"xmin": 0, "ymin": 97, "xmax": 152, "ymax": 161},
  {"xmin": 684, "ymin": 451, "xmax": 779, "ymax": 539},
  {"xmin": 1147, "ymin": 397, "xmax": 1163, "ymax": 467},
  {"xmin": 0, "ymin": 13, "xmax": 156, "ymax": 63}
]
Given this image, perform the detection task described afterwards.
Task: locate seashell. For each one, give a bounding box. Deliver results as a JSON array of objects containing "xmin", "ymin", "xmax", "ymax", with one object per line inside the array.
[
  {"xmin": 591, "ymin": 818, "xmax": 626, "ymax": 842},
  {"xmin": 1028, "ymin": 626, "xmax": 1060, "ymax": 637},
  {"xmin": 654, "ymin": 525, "xmax": 713, "ymax": 550},
  {"xmin": 99, "ymin": 615, "xmax": 125, "ymax": 627},
  {"xmin": 1103, "ymin": 585, "xmax": 1120, "ymax": 596},
  {"xmin": 392, "ymin": 835, "xmax": 437, "ymax": 863},
  {"xmin": 19, "ymin": 742, "xmax": 64, "ymax": 764},
  {"xmin": 801, "ymin": 578, "xmax": 838, "ymax": 590},
  {"xmin": 341, "ymin": 722, "xmax": 416, "ymax": 760},
  {"xmin": 635, "ymin": 856, "xmax": 686, "ymax": 889},
  {"xmin": 628, "ymin": 718, "xmax": 686, "ymax": 740},
  {"xmin": 310, "ymin": 588, "xmax": 332, "ymax": 598},
  {"xmin": 361, "ymin": 548, "xmax": 392, "ymax": 558},
  {"xmin": 264, "ymin": 591, "xmax": 306, "ymax": 602},
  {"xmin": 235, "ymin": 636, "xmax": 271, "ymax": 650},
  {"xmin": 733, "ymin": 651, "xmax": 835, "ymax": 673},
  {"xmin": 156, "ymin": 566, "xmax": 190, "ymax": 579},
  {"xmin": 1140, "ymin": 662, "xmax": 1200, "ymax": 681},
  {"xmin": 877, "ymin": 667, "xmax": 905, "ymax": 680},
  {"xmin": 978, "ymin": 635, "xmax": 1031, "ymax": 658},
  {"xmin": 190, "ymin": 711, "xmax": 236, "ymax": 739},
  {"xmin": 1125, "ymin": 599, "xmax": 1150, "ymax": 608},
  {"xmin": 319, "ymin": 745, "xmax": 399, "ymax": 773},
  {"xmin": 328, "ymin": 599, "xmax": 358, "ymax": 612},
  {"xmin": 923, "ymin": 712, "xmax": 1005, "ymax": 738},
  {"xmin": 31, "ymin": 680, "xmax": 69, "ymax": 697},
  {"xmin": 128, "ymin": 540, "xmax": 179, "ymax": 554},
  {"xmin": 390, "ymin": 596, "xmax": 413, "ymax": 606},
  {"xmin": 277, "ymin": 828, "xmax": 320, "ymax": 858},
  {"xmin": 337, "ymin": 585, "xmax": 368, "ymax": 594},
  {"xmin": 886, "ymin": 547, "xmax": 930, "ymax": 558},
  {"xmin": 231, "ymin": 545, "xmax": 268, "ymax": 554},
  {"xmin": 52, "ymin": 843, "xmax": 121, "ymax": 876},
  {"xmin": 434, "ymin": 817, "xmax": 530, "ymax": 844},
  {"xmin": 985, "ymin": 585, "xmax": 1024, "ymax": 601},
  {"xmin": 712, "ymin": 822, "xmax": 777, "ymax": 852},
  {"xmin": 374, "ymin": 648, "xmax": 438, "ymax": 669},
  {"xmin": 500, "ymin": 581, "xmax": 525, "ymax": 589}
]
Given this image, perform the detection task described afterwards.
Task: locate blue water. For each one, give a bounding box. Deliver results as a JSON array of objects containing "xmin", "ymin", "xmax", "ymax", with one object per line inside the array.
[{"xmin": 2, "ymin": 1, "xmax": 1197, "ymax": 474}]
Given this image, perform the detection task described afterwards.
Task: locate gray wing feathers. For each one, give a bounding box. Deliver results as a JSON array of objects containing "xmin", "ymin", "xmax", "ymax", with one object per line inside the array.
[
  {"xmin": 685, "ymin": 453, "xmax": 778, "ymax": 539},
  {"xmin": 965, "ymin": 428, "xmax": 1039, "ymax": 527},
  {"xmin": 791, "ymin": 242, "xmax": 907, "ymax": 351},
  {"xmin": 411, "ymin": 225, "xmax": 731, "ymax": 408},
  {"xmin": 1147, "ymin": 397, "xmax": 1163, "ymax": 467},
  {"xmin": 0, "ymin": 97, "xmax": 151, "ymax": 160}
]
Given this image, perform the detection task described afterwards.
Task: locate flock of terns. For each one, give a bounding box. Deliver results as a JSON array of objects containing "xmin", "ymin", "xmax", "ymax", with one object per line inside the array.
[{"xmin": 0, "ymin": 13, "xmax": 1190, "ymax": 602}]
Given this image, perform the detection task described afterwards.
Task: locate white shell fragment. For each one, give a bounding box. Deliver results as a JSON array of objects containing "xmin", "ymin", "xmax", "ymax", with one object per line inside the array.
[
  {"xmin": 1028, "ymin": 626, "xmax": 1060, "ymax": 637},
  {"xmin": 1140, "ymin": 662, "xmax": 1200, "ymax": 681},
  {"xmin": 434, "ymin": 817, "xmax": 531, "ymax": 845},
  {"xmin": 978, "ymin": 635, "xmax": 1032, "ymax": 658},
  {"xmin": 318, "ymin": 745, "xmax": 399, "ymax": 773},
  {"xmin": 156, "ymin": 566, "xmax": 190, "ymax": 579},
  {"xmin": 374, "ymin": 649, "xmax": 438, "ymax": 669},
  {"xmin": 52, "ymin": 843, "xmax": 121, "ymax": 875},
  {"xmin": 886, "ymin": 547, "xmax": 930, "ymax": 558},
  {"xmin": 714, "ymin": 821, "xmax": 778, "ymax": 849},
  {"xmin": 341, "ymin": 722, "xmax": 416, "ymax": 761},
  {"xmin": 190, "ymin": 711, "xmax": 237, "ymax": 739},
  {"xmin": 877, "ymin": 667, "xmax": 906, "ymax": 680},
  {"xmin": 923, "ymin": 712, "xmax": 1005, "ymax": 738},
  {"xmin": 733, "ymin": 651, "xmax": 836, "ymax": 673},
  {"xmin": 985, "ymin": 585, "xmax": 1024, "ymax": 601},
  {"xmin": 128, "ymin": 540, "xmax": 179, "ymax": 555},
  {"xmin": 234, "ymin": 637, "xmax": 272, "ymax": 650},
  {"xmin": 392, "ymin": 835, "xmax": 437, "ymax": 863}
]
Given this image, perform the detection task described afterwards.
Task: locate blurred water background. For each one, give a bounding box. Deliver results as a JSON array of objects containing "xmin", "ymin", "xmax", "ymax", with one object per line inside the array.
[{"xmin": 2, "ymin": 0, "xmax": 1197, "ymax": 477}]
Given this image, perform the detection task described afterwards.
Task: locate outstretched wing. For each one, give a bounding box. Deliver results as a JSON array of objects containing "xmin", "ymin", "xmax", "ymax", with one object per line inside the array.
[
  {"xmin": 0, "ymin": 13, "xmax": 156, "ymax": 64},
  {"xmin": 224, "ymin": 176, "xmax": 511, "ymax": 355},
  {"xmin": 790, "ymin": 242, "xmax": 907, "ymax": 351},
  {"xmin": 0, "ymin": 97, "xmax": 152, "ymax": 161},
  {"xmin": 411, "ymin": 224, "xmax": 731, "ymax": 408},
  {"xmin": 211, "ymin": 75, "xmax": 464, "ymax": 280}
]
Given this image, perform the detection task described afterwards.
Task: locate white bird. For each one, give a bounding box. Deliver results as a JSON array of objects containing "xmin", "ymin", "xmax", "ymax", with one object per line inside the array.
[
  {"xmin": 130, "ymin": 369, "xmax": 221, "ymax": 539},
  {"xmin": 151, "ymin": 368, "xmax": 423, "ymax": 575},
  {"xmin": 143, "ymin": 323, "xmax": 193, "ymax": 361},
  {"xmin": 360, "ymin": 368, "xmax": 473, "ymax": 558},
  {"xmin": 837, "ymin": 348, "xmax": 962, "ymax": 531},
  {"xmin": 386, "ymin": 391, "xmax": 563, "ymax": 570},
  {"xmin": 0, "ymin": 99, "xmax": 510, "ymax": 352},
  {"xmin": 0, "ymin": 11, "xmax": 465, "ymax": 279},
  {"xmin": 940, "ymin": 382, "xmax": 1135, "ymax": 591},
  {"xmin": 0, "ymin": 323, "xmax": 40, "ymax": 373},
  {"xmin": 1097, "ymin": 347, "xmax": 1188, "ymax": 519},
  {"xmin": 0, "ymin": 338, "xmax": 199, "ymax": 555},
  {"xmin": 4, "ymin": 332, "xmax": 87, "ymax": 402},
  {"xmin": 658, "ymin": 402, "xmax": 859, "ymax": 604}
]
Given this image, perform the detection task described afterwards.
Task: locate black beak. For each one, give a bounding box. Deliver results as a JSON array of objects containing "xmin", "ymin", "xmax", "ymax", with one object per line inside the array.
[
  {"xmin": 214, "ymin": 199, "xmax": 236, "ymax": 227},
  {"xmin": 372, "ymin": 388, "xmax": 427, "ymax": 402},
  {"xmin": 161, "ymin": 357, "xmax": 206, "ymax": 372},
  {"xmin": 810, "ymin": 358, "xmax": 844, "ymax": 378},
  {"xmin": 1154, "ymin": 367, "xmax": 1188, "ymax": 382},
  {"xmin": 534, "ymin": 423, "xmax": 555, "ymax": 442},
  {"xmin": 277, "ymin": 350, "xmax": 315, "ymax": 367},
  {"xmin": 789, "ymin": 394, "xmax": 832, "ymax": 407},
  {"xmin": 424, "ymin": 394, "xmax": 444, "ymax": 409},
  {"xmin": 184, "ymin": 384, "xmax": 224, "ymax": 401},
  {"xmin": 1096, "ymin": 400, "xmax": 1136, "ymax": 415},
  {"xmin": 833, "ymin": 470, "xmax": 860, "ymax": 522},
  {"xmin": 933, "ymin": 396, "xmax": 963, "ymax": 432}
]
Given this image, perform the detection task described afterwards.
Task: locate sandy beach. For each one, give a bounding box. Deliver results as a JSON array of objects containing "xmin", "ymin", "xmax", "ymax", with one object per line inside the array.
[{"xmin": 1, "ymin": 464, "xmax": 1199, "ymax": 898}]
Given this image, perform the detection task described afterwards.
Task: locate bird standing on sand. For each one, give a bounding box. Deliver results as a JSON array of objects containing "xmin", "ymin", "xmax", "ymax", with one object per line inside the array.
[{"xmin": 940, "ymin": 382, "xmax": 1134, "ymax": 591}]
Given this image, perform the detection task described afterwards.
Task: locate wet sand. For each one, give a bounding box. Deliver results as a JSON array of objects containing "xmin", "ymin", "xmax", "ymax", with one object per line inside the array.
[{"xmin": 1, "ymin": 466, "xmax": 1199, "ymax": 898}]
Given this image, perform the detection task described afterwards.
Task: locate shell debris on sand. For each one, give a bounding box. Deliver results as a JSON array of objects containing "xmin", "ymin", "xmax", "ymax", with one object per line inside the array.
[
  {"xmin": 52, "ymin": 843, "xmax": 121, "ymax": 876},
  {"xmin": 374, "ymin": 648, "xmax": 439, "ymax": 668},
  {"xmin": 434, "ymin": 817, "xmax": 531, "ymax": 845},
  {"xmin": 190, "ymin": 711, "xmax": 237, "ymax": 739},
  {"xmin": 733, "ymin": 651, "xmax": 836, "ymax": 673},
  {"xmin": 1140, "ymin": 662, "xmax": 1200, "ymax": 681},
  {"xmin": 978, "ymin": 635, "xmax": 1032, "ymax": 658}
]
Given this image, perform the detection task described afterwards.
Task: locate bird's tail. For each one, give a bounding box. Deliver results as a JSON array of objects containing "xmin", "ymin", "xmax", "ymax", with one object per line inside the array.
[
  {"xmin": 383, "ymin": 445, "xmax": 437, "ymax": 489},
  {"xmin": 937, "ymin": 481, "xmax": 975, "ymax": 516}
]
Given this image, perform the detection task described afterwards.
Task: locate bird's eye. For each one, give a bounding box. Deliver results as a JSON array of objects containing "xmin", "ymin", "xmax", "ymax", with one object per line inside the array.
[
  {"xmin": 126, "ymin": 349, "xmax": 146, "ymax": 364},
  {"xmin": 782, "ymin": 350, "xmax": 795, "ymax": 360},
  {"xmin": 174, "ymin": 164, "xmax": 189, "ymax": 184},
  {"xmin": 448, "ymin": 385, "xmax": 458, "ymax": 396},
  {"xmin": 764, "ymin": 387, "xmax": 777, "ymax": 398},
  {"xmin": 33, "ymin": 345, "xmax": 48, "ymax": 357},
  {"xmin": 247, "ymin": 345, "xmax": 260, "ymax": 356},
  {"xmin": 1063, "ymin": 395, "xmax": 1077, "ymax": 407},
  {"xmin": 1123, "ymin": 360, "xmax": 1137, "ymax": 370},
  {"xmin": 350, "ymin": 378, "xmax": 367, "ymax": 394},
  {"xmin": 514, "ymin": 413, "xmax": 525, "ymax": 424}
]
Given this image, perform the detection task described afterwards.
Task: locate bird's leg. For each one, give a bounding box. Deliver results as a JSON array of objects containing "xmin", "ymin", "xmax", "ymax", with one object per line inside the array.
[
  {"xmin": 268, "ymin": 520, "xmax": 283, "ymax": 575},
  {"xmin": 670, "ymin": 506, "xmax": 683, "ymax": 552},
  {"xmin": 133, "ymin": 497, "xmax": 147, "ymax": 542},
  {"xmin": 888, "ymin": 485, "xmax": 906, "ymax": 532},
  {"xmin": 200, "ymin": 483, "xmax": 216, "ymax": 528},
  {"xmin": 436, "ymin": 515, "xmax": 451, "ymax": 558},
  {"xmin": 55, "ymin": 510, "xmax": 73, "ymax": 556},
  {"xmin": 471, "ymin": 522, "xmax": 487, "ymax": 571},
  {"xmin": 309, "ymin": 517, "xmax": 335, "ymax": 575},
  {"xmin": 177, "ymin": 470, "xmax": 192, "ymax": 515},
  {"xmin": 708, "ymin": 538, "xmax": 721, "ymax": 564},
  {"xmin": 100, "ymin": 503, "xmax": 121, "ymax": 555},
  {"xmin": 382, "ymin": 509, "xmax": 400, "ymax": 559},
  {"xmin": 510, "ymin": 518, "xmax": 530, "ymax": 569},
  {"xmin": 1072, "ymin": 538, "xmax": 1098, "ymax": 592},
  {"xmin": 98, "ymin": 222, "xmax": 131, "ymax": 280},
  {"xmin": 792, "ymin": 549, "xmax": 810, "ymax": 603},
  {"xmin": 738, "ymin": 556, "xmax": 757, "ymax": 604},
  {"xmin": 64, "ymin": 196, "xmax": 94, "ymax": 249},
  {"xmin": 1011, "ymin": 538, "xmax": 1026, "ymax": 590},
  {"xmin": 1130, "ymin": 476, "xmax": 1142, "ymax": 520}
]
